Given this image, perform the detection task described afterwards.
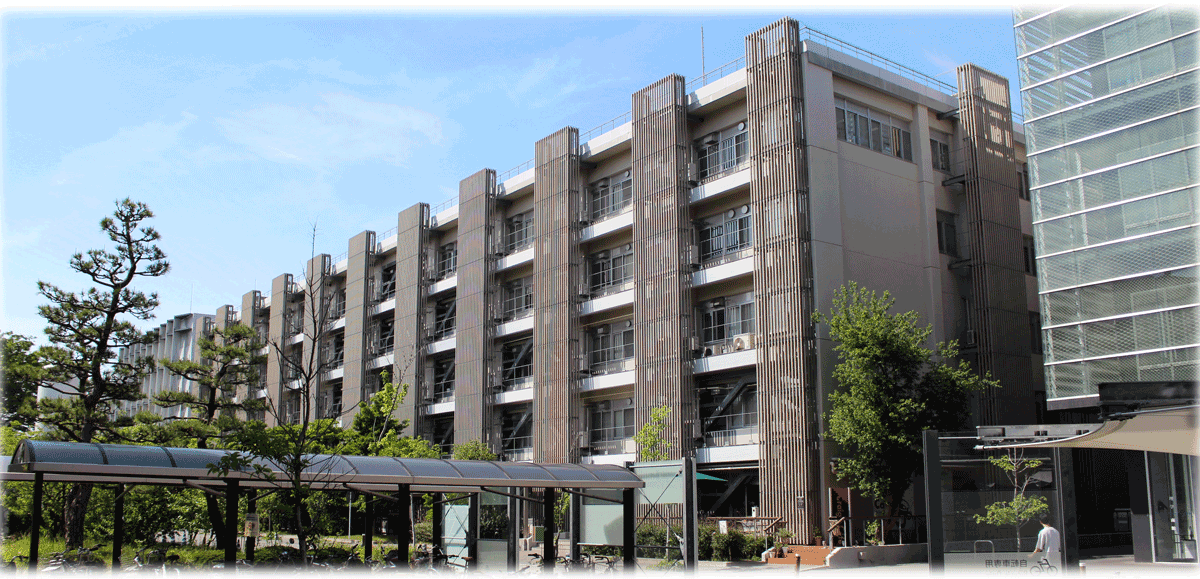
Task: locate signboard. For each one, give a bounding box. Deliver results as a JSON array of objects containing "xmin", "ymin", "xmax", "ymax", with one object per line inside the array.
[
  {"xmin": 945, "ymin": 553, "xmax": 1062, "ymax": 575},
  {"xmin": 243, "ymin": 513, "xmax": 260, "ymax": 538}
]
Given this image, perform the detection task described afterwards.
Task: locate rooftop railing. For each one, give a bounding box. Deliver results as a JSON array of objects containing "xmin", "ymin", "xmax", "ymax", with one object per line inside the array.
[
  {"xmin": 431, "ymin": 197, "xmax": 457, "ymax": 215},
  {"xmin": 498, "ymin": 158, "xmax": 535, "ymax": 184},
  {"xmin": 686, "ymin": 55, "xmax": 747, "ymax": 93},
  {"xmin": 798, "ymin": 27, "xmax": 957, "ymax": 95},
  {"xmin": 380, "ymin": 225, "xmax": 398, "ymax": 241},
  {"xmin": 580, "ymin": 111, "xmax": 633, "ymax": 143}
]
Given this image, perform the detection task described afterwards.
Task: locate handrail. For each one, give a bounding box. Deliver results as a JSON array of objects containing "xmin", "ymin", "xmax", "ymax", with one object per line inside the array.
[
  {"xmin": 686, "ymin": 56, "xmax": 747, "ymax": 93},
  {"xmin": 431, "ymin": 197, "xmax": 457, "ymax": 215},
  {"xmin": 797, "ymin": 27, "xmax": 956, "ymax": 94},
  {"xmin": 580, "ymin": 111, "xmax": 633, "ymax": 143},
  {"xmin": 498, "ymin": 159, "xmax": 534, "ymax": 184}
]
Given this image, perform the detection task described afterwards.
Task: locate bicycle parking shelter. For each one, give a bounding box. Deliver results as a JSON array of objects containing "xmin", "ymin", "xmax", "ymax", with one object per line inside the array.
[{"xmin": 4, "ymin": 440, "xmax": 645, "ymax": 572}]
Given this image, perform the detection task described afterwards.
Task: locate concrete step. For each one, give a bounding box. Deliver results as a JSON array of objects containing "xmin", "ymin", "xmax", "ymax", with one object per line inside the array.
[{"xmin": 767, "ymin": 545, "xmax": 832, "ymax": 566}]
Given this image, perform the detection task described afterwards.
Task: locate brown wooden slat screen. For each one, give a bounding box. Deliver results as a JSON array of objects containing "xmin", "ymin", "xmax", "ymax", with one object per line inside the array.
[
  {"xmin": 455, "ymin": 169, "xmax": 497, "ymax": 447},
  {"xmin": 533, "ymin": 127, "xmax": 583, "ymax": 464}
]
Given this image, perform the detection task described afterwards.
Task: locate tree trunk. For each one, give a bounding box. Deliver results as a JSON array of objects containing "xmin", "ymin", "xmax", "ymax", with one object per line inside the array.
[
  {"xmin": 207, "ymin": 494, "xmax": 227, "ymax": 550},
  {"xmin": 63, "ymin": 483, "xmax": 94, "ymax": 548}
]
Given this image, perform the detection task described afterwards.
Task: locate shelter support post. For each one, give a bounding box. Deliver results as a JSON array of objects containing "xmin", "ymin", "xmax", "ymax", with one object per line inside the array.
[
  {"xmin": 431, "ymin": 492, "xmax": 443, "ymax": 552},
  {"xmin": 363, "ymin": 497, "xmax": 375, "ymax": 562},
  {"xmin": 245, "ymin": 489, "xmax": 257, "ymax": 563},
  {"xmin": 468, "ymin": 492, "xmax": 480, "ymax": 569},
  {"xmin": 622, "ymin": 487, "xmax": 635, "ymax": 571},
  {"xmin": 224, "ymin": 479, "xmax": 239, "ymax": 567},
  {"xmin": 683, "ymin": 457, "xmax": 697, "ymax": 571},
  {"xmin": 507, "ymin": 487, "xmax": 519, "ymax": 571},
  {"xmin": 569, "ymin": 489, "xmax": 581, "ymax": 563},
  {"xmin": 29, "ymin": 472, "xmax": 42, "ymax": 573},
  {"xmin": 1054, "ymin": 448, "xmax": 1080, "ymax": 573},
  {"xmin": 923, "ymin": 430, "xmax": 943, "ymax": 574},
  {"xmin": 395, "ymin": 485, "xmax": 411, "ymax": 564},
  {"xmin": 543, "ymin": 488, "xmax": 556, "ymax": 570},
  {"xmin": 112, "ymin": 484, "xmax": 125, "ymax": 570}
]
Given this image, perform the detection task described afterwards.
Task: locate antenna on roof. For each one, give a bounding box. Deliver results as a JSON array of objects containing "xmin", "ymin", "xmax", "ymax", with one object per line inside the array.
[{"xmin": 701, "ymin": 26, "xmax": 706, "ymax": 78}]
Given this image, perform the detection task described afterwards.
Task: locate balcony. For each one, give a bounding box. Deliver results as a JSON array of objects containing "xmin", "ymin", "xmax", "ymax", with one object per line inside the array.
[
  {"xmin": 692, "ymin": 253, "xmax": 754, "ymax": 287},
  {"xmin": 586, "ymin": 436, "xmax": 635, "ymax": 457},
  {"xmin": 702, "ymin": 424, "xmax": 759, "ymax": 448},
  {"xmin": 503, "ymin": 447, "xmax": 534, "ymax": 463}
]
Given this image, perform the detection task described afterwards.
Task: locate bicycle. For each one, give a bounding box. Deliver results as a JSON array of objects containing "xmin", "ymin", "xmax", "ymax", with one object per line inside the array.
[
  {"xmin": 1029, "ymin": 557, "xmax": 1059, "ymax": 574},
  {"xmin": 4, "ymin": 555, "xmax": 29, "ymax": 571},
  {"xmin": 591, "ymin": 554, "xmax": 619, "ymax": 574}
]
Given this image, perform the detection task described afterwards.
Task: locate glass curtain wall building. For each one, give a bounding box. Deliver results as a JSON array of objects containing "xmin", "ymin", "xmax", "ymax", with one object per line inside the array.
[
  {"xmin": 1014, "ymin": 6, "xmax": 1198, "ymax": 404},
  {"xmin": 1014, "ymin": 6, "xmax": 1199, "ymax": 563}
]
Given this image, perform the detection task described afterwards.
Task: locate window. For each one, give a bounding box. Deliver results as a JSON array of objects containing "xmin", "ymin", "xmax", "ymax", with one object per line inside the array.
[
  {"xmin": 1018, "ymin": 163, "xmax": 1031, "ymax": 201},
  {"xmin": 588, "ymin": 400, "xmax": 636, "ymax": 445},
  {"xmin": 700, "ymin": 292, "xmax": 756, "ymax": 346},
  {"xmin": 696, "ymin": 122, "xmax": 749, "ymax": 181},
  {"xmin": 1023, "ymin": 235, "xmax": 1037, "ymax": 275},
  {"xmin": 318, "ymin": 386, "xmax": 342, "ymax": 419},
  {"xmin": 589, "ymin": 320, "xmax": 635, "ymax": 375},
  {"xmin": 436, "ymin": 243, "xmax": 457, "ymax": 280},
  {"xmin": 329, "ymin": 287, "xmax": 346, "ymax": 320},
  {"xmin": 503, "ymin": 276, "xmax": 534, "ymax": 319},
  {"xmin": 501, "ymin": 339, "xmax": 533, "ymax": 390},
  {"xmin": 590, "ymin": 172, "xmax": 633, "ymax": 221},
  {"xmin": 362, "ymin": 370, "xmax": 385, "ymax": 402},
  {"xmin": 432, "ymin": 357, "xmax": 454, "ymax": 402},
  {"xmin": 698, "ymin": 205, "xmax": 753, "ymax": 263},
  {"xmin": 835, "ymin": 97, "xmax": 912, "ymax": 161},
  {"xmin": 505, "ymin": 211, "xmax": 535, "ymax": 253},
  {"xmin": 372, "ymin": 317, "xmax": 394, "ymax": 355},
  {"xmin": 378, "ymin": 263, "xmax": 397, "ymax": 301},
  {"xmin": 589, "ymin": 244, "xmax": 634, "ymax": 293},
  {"xmin": 1029, "ymin": 312, "xmax": 1043, "ymax": 355},
  {"xmin": 930, "ymin": 130, "xmax": 952, "ymax": 172},
  {"xmin": 323, "ymin": 334, "xmax": 344, "ymax": 368},
  {"xmin": 937, "ymin": 212, "xmax": 959, "ymax": 257},
  {"xmin": 433, "ymin": 298, "xmax": 456, "ymax": 339},
  {"xmin": 502, "ymin": 406, "xmax": 533, "ymax": 453}
]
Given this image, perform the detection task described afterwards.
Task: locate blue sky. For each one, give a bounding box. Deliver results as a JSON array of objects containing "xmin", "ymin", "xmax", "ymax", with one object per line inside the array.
[{"xmin": 2, "ymin": 7, "xmax": 1024, "ymax": 342}]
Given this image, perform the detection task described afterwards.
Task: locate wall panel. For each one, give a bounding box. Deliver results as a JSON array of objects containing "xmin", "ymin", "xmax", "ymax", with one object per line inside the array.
[
  {"xmin": 746, "ymin": 17, "xmax": 821, "ymax": 543},
  {"xmin": 957, "ymin": 64, "xmax": 1035, "ymax": 425},
  {"xmin": 454, "ymin": 169, "xmax": 496, "ymax": 447},
  {"xmin": 631, "ymin": 75, "xmax": 696, "ymax": 458},
  {"xmin": 393, "ymin": 204, "xmax": 430, "ymax": 435},
  {"xmin": 533, "ymin": 127, "xmax": 583, "ymax": 464}
]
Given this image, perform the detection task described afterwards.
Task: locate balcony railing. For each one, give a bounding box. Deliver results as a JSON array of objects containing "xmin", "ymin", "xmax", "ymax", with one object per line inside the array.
[
  {"xmin": 685, "ymin": 55, "xmax": 747, "ymax": 93},
  {"xmin": 500, "ymin": 375, "xmax": 533, "ymax": 392},
  {"xmin": 431, "ymin": 197, "xmax": 457, "ymax": 215},
  {"xmin": 703, "ymin": 424, "xmax": 759, "ymax": 448},
  {"xmin": 503, "ymin": 447, "xmax": 534, "ymax": 462},
  {"xmin": 699, "ymin": 246, "xmax": 753, "ymax": 271},
  {"xmin": 696, "ymin": 136, "xmax": 749, "ymax": 184},
  {"xmin": 586, "ymin": 437, "xmax": 635, "ymax": 456},
  {"xmin": 589, "ymin": 350, "xmax": 635, "ymax": 376}
]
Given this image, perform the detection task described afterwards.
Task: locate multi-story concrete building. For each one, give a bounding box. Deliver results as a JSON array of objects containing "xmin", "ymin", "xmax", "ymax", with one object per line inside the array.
[
  {"xmin": 1013, "ymin": 6, "xmax": 1198, "ymax": 562},
  {"xmin": 201, "ymin": 18, "xmax": 1039, "ymax": 542},
  {"xmin": 119, "ymin": 312, "xmax": 215, "ymax": 418}
]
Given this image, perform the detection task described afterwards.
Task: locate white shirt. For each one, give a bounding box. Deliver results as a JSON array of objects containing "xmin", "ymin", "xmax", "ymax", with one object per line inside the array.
[{"xmin": 1035, "ymin": 525, "xmax": 1061, "ymax": 553}]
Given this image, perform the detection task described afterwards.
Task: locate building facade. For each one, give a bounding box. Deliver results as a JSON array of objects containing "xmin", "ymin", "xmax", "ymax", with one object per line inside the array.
[
  {"xmin": 1014, "ymin": 6, "xmax": 1198, "ymax": 563},
  {"xmin": 178, "ymin": 19, "xmax": 1041, "ymax": 542},
  {"xmin": 119, "ymin": 312, "xmax": 215, "ymax": 418}
]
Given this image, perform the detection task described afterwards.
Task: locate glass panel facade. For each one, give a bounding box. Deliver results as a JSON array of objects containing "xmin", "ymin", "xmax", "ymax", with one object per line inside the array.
[{"xmin": 1016, "ymin": 7, "xmax": 1200, "ymax": 402}]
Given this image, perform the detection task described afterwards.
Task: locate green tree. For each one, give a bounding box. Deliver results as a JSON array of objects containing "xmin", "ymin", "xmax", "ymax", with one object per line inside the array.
[
  {"xmin": 35, "ymin": 198, "xmax": 169, "ymax": 546},
  {"xmin": 451, "ymin": 439, "xmax": 497, "ymax": 461},
  {"xmin": 1, "ymin": 333, "xmax": 45, "ymax": 429},
  {"xmin": 815, "ymin": 282, "xmax": 995, "ymax": 519},
  {"xmin": 344, "ymin": 373, "xmax": 439, "ymax": 459},
  {"xmin": 156, "ymin": 322, "xmax": 266, "ymax": 550},
  {"xmin": 634, "ymin": 406, "xmax": 672, "ymax": 461},
  {"xmin": 973, "ymin": 449, "xmax": 1049, "ymax": 550}
]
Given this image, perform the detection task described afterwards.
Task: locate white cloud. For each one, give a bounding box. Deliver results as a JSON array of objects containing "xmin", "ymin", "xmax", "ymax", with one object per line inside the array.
[
  {"xmin": 49, "ymin": 112, "xmax": 198, "ymax": 186},
  {"xmin": 215, "ymin": 93, "xmax": 444, "ymax": 170}
]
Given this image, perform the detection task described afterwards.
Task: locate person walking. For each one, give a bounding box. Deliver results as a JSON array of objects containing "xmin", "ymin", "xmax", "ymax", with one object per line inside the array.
[{"xmin": 1031, "ymin": 514, "xmax": 1061, "ymax": 557}]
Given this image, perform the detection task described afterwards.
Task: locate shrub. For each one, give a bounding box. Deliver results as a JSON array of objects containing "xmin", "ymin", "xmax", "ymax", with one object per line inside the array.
[
  {"xmin": 711, "ymin": 528, "xmax": 746, "ymax": 561},
  {"xmin": 414, "ymin": 521, "xmax": 432, "ymax": 544}
]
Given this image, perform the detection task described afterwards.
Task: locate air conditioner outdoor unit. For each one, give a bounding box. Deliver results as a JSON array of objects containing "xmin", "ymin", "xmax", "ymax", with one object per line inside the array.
[
  {"xmin": 687, "ymin": 244, "xmax": 701, "ymax": 269},
  {"xmin": 733, "ymin": 337, "xmax": 748, "ymax": 351},
  {"xmin": 595, "ymin": 326, "xmax": 609, "ymax": 335},
  {"xmin": 701, "ymin": 133, "xmax": 720, "ymax": 146},
  {"xmin": 686, "ymin": 162, "xmax": 700, "ymax": 187}
]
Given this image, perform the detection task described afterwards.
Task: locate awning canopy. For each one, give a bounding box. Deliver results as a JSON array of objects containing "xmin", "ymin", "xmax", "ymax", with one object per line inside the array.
[
  {"xmin": 4, "ymin": 440, "xmax": 644, "ymax": 491},
  {"xmin": 975, "ymin": 404, "xmax": 1198, "ymax": 456}
]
